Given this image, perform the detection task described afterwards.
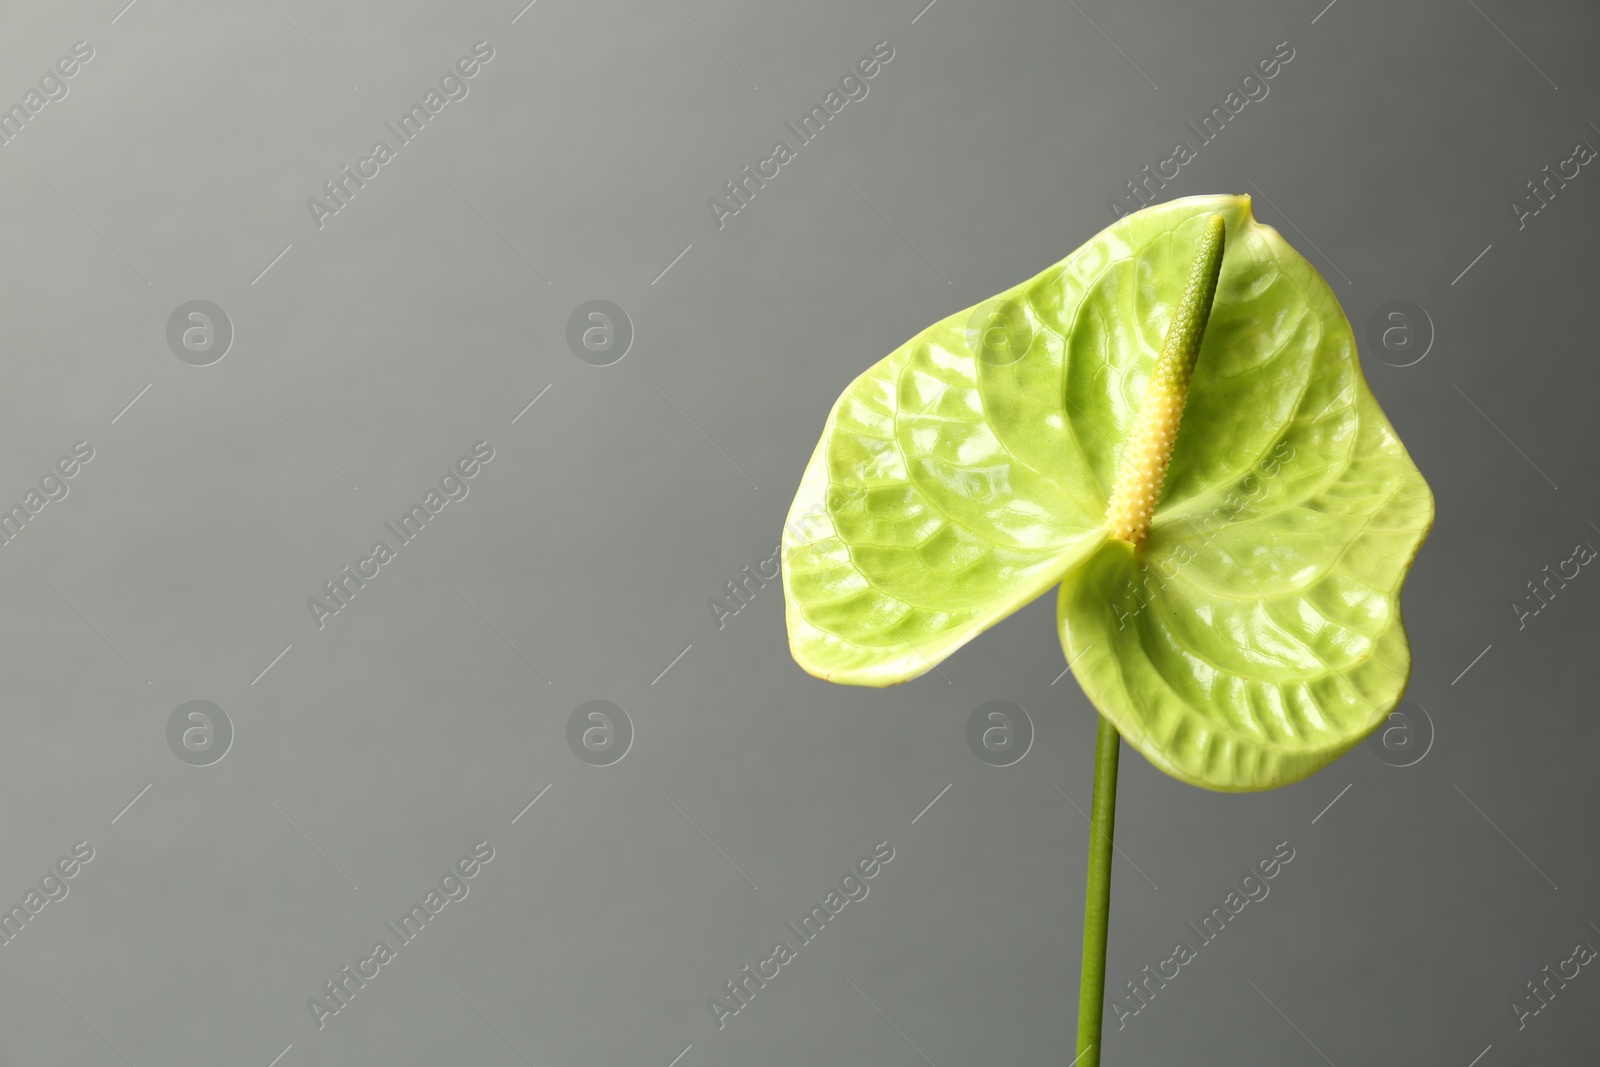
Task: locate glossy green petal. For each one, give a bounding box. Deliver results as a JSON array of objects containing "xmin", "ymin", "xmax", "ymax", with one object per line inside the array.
[{"xmin": 782, "ymin": 194, "xmax": 1432, "ymax": 789}]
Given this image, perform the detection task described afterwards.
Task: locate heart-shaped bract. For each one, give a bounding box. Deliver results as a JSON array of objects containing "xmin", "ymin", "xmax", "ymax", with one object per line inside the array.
[{"xmin": 780, "ymin": 193, "xmax": 1433, "ymax": 790}]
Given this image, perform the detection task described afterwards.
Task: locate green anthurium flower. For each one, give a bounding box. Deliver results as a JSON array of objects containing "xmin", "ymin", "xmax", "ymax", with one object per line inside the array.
[{"xmin": 780, "ymin": 193, "xmax": 1433, "ymax": 791}]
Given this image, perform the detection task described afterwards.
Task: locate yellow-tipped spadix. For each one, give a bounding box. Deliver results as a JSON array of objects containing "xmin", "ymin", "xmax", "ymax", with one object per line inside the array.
[{"xmin": 1104, "ymin": 213, "xmax": 1227, "ymax": 545}]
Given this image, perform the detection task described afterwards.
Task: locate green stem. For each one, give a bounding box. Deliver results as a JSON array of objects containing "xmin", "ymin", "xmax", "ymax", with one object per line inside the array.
[{"xmin": 1075, "ymin": 715, "xmax": 1122, "ymax": 1066}]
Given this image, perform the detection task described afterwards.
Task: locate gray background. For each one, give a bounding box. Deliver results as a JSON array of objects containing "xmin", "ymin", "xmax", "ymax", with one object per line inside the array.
[{"xmin": 0, "ymin": 0, "xmax": 1594, "ymax": 1064}]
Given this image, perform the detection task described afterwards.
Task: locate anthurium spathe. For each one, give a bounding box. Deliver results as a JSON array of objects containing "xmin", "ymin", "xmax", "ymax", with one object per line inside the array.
[{"xmin": 780, "ymin": 193, "xmax": 1433, "ymax": 792}]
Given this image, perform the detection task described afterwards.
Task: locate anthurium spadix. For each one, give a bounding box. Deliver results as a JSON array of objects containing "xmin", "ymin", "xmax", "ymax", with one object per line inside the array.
[{"xmin": 780, "ymin": 194, "xmax": 1434, "ymax": 792}]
